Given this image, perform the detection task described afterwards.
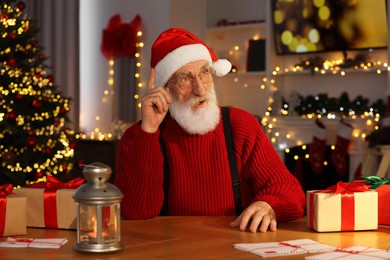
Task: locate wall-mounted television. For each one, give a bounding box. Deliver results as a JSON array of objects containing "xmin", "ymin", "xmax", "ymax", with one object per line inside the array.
[{"xmin": 272, "ymin": 0, "xmax": 388, "ymax": 55}]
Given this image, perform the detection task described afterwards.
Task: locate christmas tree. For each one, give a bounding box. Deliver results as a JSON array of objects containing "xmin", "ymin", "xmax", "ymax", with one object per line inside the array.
[{"xmin": 0, "ymin": 0, "xmax": 82, "ymax": 187}]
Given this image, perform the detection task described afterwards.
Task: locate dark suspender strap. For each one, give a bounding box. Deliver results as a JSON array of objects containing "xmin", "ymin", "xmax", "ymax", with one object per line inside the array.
[
  {"xmin": 159, "ymin": 137, "xmax": 169, "ymax": 216},
  {"xmin": 222, "ymin": 106, "xmax": 243, "ymax": 215}
]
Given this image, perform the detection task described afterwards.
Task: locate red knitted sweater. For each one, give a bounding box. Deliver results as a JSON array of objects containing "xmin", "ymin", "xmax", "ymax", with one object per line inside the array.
[{"xmin": 115, "ymin": 107, "xmax": 305, "ymax": 220}]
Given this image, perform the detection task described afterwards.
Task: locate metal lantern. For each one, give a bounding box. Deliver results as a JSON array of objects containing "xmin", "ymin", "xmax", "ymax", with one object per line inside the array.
[{"xmin": 73, "ymin": 162, "xmax": 123, "ymax": 253}]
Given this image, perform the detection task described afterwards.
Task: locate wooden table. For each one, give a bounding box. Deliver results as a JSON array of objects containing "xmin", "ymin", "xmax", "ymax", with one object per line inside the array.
[{"xmin": 1, "ymin": 216, "xmax": 390, "ymax": 259}]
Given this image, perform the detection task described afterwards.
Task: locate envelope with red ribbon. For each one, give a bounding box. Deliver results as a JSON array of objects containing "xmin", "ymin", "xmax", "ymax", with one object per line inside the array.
[
  {"xmin": 14, "ymin": 176, "xmax": 84, "ymax": 230},
  {"xmin": 0, "ymin": 184, "xmax": 27, "ymax": 236},
  {"xmin": 306, "ymin": 181, "xmax": 378, "ymax": 232}
]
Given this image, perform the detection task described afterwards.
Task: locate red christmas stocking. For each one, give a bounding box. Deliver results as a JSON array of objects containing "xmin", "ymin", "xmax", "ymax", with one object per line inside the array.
[
  {"xmin": 309, "ymin": 119, "xmax": 327, "ymax": 174},
  {"xmin": 332, "ymin": 120, "xmax": 353, "ymax": 176}
]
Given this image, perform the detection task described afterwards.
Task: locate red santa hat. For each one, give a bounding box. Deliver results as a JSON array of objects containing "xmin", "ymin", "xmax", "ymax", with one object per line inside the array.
[{"xmin": 150, "ymin": 28, "xmax": 232, "ymax": 87}]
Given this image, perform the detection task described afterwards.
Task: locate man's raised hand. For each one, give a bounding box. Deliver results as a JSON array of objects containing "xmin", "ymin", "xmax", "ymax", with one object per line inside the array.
[{"xmin": 141, "ymin": 68, "xmax": 172, "ymax": 133}]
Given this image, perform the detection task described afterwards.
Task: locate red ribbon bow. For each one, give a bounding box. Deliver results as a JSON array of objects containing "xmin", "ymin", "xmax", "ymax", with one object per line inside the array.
[
  {"xmin": 27, "ymin": 176, "xmax": 84, "ymax": 229},
  {"xmin": 323, "ymin": 181, "xmax": 369, "ymax": 194},
  {"xmin": 0, "ymin": 184, "xmax": 14, "ymax": 236},
  {"xmin": 100, "ymin": 14, "xmax": 142, "ymax": 60},
  {"xmin": 27, "ymin": 176, "xmax": 84, "ymax": 189},
  {"xmin": 0, "ymin": 184, "xmax": 14, "ymax": 197},
  {"xmin": 45, "ymin": 176, "xmax": 85, "ymax": 189}
]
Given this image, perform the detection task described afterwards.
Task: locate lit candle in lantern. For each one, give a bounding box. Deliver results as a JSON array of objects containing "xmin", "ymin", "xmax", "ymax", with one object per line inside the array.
[{"xmin": 73, "ymin": 162, "xmax": 123, "ymax": 253}]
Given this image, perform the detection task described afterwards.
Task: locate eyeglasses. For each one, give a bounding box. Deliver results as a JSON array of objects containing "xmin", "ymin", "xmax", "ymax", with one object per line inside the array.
[{"xmin": 169, "ymin": 65, "xmax": 213, "ymax": 91}]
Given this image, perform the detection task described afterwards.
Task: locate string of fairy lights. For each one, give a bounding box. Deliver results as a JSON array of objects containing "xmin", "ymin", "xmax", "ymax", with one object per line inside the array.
[
  {"xmin": 82, "ymin": 25, "xmax": 385, "ymax": 158},
  {"xmin": 215, "ymin": 28, "xmax": 386, "ymax": 162},
  {"xmin": 234, "ymin": 55, "xmax": 384, "ymax": 160},
  {"xmin": 78, "ymin": 30, "xmax": 144, "ymax": 141}
]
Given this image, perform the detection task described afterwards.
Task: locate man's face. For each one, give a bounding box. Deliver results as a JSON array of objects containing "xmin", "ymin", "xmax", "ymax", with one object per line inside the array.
[
  {"xmin": 166, "ymin": 60, "xmax": 213, "ymax": 106},
  {"xmin": 166, "ymin": 60, "xmax": 221, "ymax": 135}
]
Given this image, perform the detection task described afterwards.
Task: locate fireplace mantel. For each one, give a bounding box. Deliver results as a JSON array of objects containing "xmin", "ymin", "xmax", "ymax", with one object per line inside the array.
[{"xmin": 265, "ymin": 116, "xmax": 374, "ymax": 180}]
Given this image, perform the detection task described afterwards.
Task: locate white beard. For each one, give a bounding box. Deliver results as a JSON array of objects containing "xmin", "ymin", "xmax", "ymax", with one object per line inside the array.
[{"xmin": 169, "ymin": 88, "xmax": 220, "ymax": 135}]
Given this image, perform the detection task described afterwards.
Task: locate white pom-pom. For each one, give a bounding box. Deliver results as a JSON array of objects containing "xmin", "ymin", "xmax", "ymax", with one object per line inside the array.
[{"xmin": 212, "ymin": 59, "xmax": 232, "ymax": 76}]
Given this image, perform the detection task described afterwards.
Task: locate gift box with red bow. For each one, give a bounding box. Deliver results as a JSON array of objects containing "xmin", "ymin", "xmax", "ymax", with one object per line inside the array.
[
  {"xmin": 14, "ymin": 176, "xmax": 84, "ymax": 230},
  {"xmin": 376, "ymin": 184, "xmax": 390, "ymax": 225},
  {"xmin": 353, "ymin": 176, "xmax": 390, "ymax": 225},
  {"xmin": 0, "ymin": 184, "xmax": 27, "ymax": 236},
  {"xmin": 306, "ymin": 181, "xmax": 378, "ymax": 232}
]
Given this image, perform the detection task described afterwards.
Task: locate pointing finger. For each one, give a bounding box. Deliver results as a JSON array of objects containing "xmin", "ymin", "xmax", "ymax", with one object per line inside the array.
[{"xmin": 148, "ymin": 68, "xmax": 156, "ymax": 90}]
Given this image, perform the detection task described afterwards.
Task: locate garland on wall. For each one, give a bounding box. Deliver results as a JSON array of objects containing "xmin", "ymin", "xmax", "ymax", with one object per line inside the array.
[
  {"xmin": 221, "ymin": 36, "xmax": 388, "ymax": 150},
  {"xmin": 216, "ymin": 35, "xmax": 389, "ymax": 170},
  {"xmin": 293, "ymin": 52, "xmax": 374, "ymax": 74},
  {"xmin": 79, "ymin": 14, "xmax": 143, "ymax": 141},
  {"xmin": 289, "ymin": 91, "xmax": 386, "ymax": 118},
  {"xmin": 261, "ymin": 61, "xmax": 389, "ymax": 168}
]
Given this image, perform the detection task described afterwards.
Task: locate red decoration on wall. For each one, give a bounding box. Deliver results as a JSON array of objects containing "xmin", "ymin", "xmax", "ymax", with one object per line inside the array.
[{"xmin": 100, "ymin": 14, "xmax": 142, "ymax": 60}]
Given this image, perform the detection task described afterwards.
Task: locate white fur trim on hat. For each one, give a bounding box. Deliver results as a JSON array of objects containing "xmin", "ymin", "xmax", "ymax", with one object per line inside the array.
[{"xmin": 155, "ymin": 44, "xmax": 212, "ymax": 87}]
